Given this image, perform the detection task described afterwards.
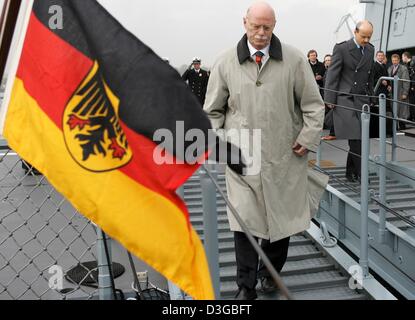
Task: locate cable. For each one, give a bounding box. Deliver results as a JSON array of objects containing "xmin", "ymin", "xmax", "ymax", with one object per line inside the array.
[
  {"xmin": 320, "ymin": 86, "xmax": 415, "ymax": 108},
  {"xmin": 321, "ymin": 139, "xmax": 415, "ymax": 183},
  {"xmin": 322, "ymin": 100, "xmax": 415, "ymax": 126},
  {"xmin": 376, "ymin": 139, "xmax": 415, "ymax": 154},
  {"xmin": 311, "ymin": 166, "xmax": 415, "ymax": 228},
  {"xmin": 320, "ymin": 87, "xmax": 379, "ymax": 100}
]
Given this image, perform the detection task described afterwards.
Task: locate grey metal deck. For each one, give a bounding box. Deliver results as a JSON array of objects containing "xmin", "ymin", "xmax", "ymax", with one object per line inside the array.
[{"xmin": 184, "ymin": 172, "xmax": 370, "ymax": 300}]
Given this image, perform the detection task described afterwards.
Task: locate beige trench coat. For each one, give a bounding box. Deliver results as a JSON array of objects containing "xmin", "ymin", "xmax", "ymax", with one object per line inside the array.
[{"xmin": 204, "ymin": 35, "xmax": 328, "ymax": 242}]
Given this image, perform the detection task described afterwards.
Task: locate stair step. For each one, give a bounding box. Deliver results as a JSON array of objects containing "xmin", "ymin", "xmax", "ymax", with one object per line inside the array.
[
  {"xmin": 330, "ymin": 179, "xmax": 402, "ymax": 189},
  {"xmin": 184, "ymin": 183, "xmax": 226, "ymax": 190},
  {"xmin": 389, "ymin": 219, "xmax": 414, "ymax": 230},
  {"xmin": 184, "ymin": 189, "xmax": 228, "ymax": 196},
  {"xmin": 348, "ymin": 192, "xmax": 415, "ymax": 202},
  {"xmin": 288, "ymin": 286, "xmax": 368, "ymax": 300},
  {"xmin": 195, "ymin": 222, "xmax": 230, "ymax": 234},
  {"xmin": 220, "ymin": 270, "xmax": 349, "ymax": 298},
  {"xmin": 191, "ymin": 215, "xmax": 229, "ymax": 226},
  {"xmin": 189, "ymin": 206, "xmax": 227, "ymax": 215},
  {"xmin": 186, "ymin": 200, "xmax": 226, "ymax": 210},
  {"xmin": 208, "ymin": 237, "xmax": 313, "ymax": 253},
  {"xmin": 218, "ymin": 245, "xmax": 323, "ymax": 267},
  {"xmin": 219, "ymin": 258, "xmax": 336, "ymax": 281},
  {"xmin": 184, "ymin": 194, "xmax": 223, "ymax": 201},
  {"xmin": 199, "ymin": 231, "xmax": 234, "ymax": 243}
]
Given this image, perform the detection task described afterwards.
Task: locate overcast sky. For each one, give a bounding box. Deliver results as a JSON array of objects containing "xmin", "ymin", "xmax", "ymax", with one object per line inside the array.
[{"xmin": 98, "ymin": 0, "xmax": 363, "ymax": 69}]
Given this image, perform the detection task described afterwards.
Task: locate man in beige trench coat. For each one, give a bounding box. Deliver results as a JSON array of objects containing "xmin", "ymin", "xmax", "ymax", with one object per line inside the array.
[{"xmin": 204, "ymin": 2, "xmax": 327, "ymax": 299}]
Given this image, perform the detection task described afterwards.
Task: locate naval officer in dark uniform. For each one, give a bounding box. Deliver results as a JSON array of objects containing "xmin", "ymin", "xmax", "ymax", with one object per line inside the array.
[
  {"xmin": 181, "ymin": 57, "xmax": 210, "ymax": 106},
  {"xmin": 324, "ymin": 20, "xmax": 375, "ymax": 183}
]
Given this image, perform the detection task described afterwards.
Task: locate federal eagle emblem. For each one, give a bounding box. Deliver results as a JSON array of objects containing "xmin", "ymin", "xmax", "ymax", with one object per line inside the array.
[{"xmin": 63, "ymin": 61, "xmax": 132, "ymax": 172}]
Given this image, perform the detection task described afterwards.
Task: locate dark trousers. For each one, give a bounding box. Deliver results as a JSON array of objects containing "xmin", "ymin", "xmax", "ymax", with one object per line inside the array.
[
  {"xmin": 409, "ymin": 91, "xmax": 415, "ymax": 121},
  {"xmin": 346, "ymin": 139, "xmax": 361, "ymax": 177},
  {"xmin": 234, "ymin": 231, "xmax": 290, "ymax": 290}
]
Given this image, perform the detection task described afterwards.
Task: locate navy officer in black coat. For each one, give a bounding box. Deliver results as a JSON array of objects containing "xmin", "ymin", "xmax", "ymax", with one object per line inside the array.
[
  {"xmin": 181, "ymin": 57, "xmax": 210, "ymax": 106},
  {"xmin": 324, "ymin": 20, "xmax": 375, "ymax": 183}
]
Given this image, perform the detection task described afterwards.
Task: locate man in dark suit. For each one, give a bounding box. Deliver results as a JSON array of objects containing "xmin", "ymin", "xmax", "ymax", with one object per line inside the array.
[
  {"xmin": 371, "ymin": 50, "xmax": 389, "ymax": 137},
  {"xmin": 388, "ymin": 54, "xmax": 410, "ymax": 130},
  {"xmin": 373, "ymin": 51, "xmax": 389, "ymax": 96},
  {"xmin": 181, "ymin": 57, "xmax": 210, "ymax": 106},
  {"xmin": 308, "ymin": 49, "xmax": 326, "ymax": 97},
  {"xmin": 324, "ymin": 20, "xmax": 375, "ymax": 183}
]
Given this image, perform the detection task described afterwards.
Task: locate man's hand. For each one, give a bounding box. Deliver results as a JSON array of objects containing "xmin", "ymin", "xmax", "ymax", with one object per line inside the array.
[
  {"xmin": 327, "ymin": 104, "xmax": 335, "ymax": 109},
  {"xmin": 402, "ymin": 95, "xmax": 407, "ymax": 100},
  {"xmin": 292, "ymin": 142, "xmax": 308, "ymax": 157},
  {"xmin": 315, "ymin": 75, "xmax": 323, "ymax": 81},
  {"xmin": 213, "ymin": 139, "xmax": 246, "ymax": 175}
]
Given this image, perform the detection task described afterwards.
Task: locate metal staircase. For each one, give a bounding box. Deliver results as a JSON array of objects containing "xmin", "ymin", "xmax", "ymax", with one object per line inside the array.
[
  {"xmin": 184, "ymin": 171, "xmax": 370, "ymax": 300},
  {"xmin": 324, "ymin": 167, "xmax": 415, "ymax": 233}
]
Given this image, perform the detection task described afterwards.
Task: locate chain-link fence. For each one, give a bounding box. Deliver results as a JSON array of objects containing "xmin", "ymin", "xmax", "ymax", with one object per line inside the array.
[{"xmin": 0, "ymin": 146, "xmax": 102, "ymax": 300}]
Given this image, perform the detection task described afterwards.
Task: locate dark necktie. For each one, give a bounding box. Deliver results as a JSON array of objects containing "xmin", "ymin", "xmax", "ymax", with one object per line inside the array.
[
  {"xmin": 255, "ymin": 51, "xmax": 264, "ymax": 69},
  {"xmin": 360, "ymin": 47, "xmax": 365, "ymax": 56}
]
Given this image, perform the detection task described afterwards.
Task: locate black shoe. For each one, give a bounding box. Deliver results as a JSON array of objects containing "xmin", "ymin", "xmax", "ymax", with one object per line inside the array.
[
  {"xmin": 345, "ymin": 174, "xmax": 356, "ymax": 183},
  {"xmin": 235, "ymin": 287, "xmax": 257, "ymax": 300},
  {"xmin": 259, "ymin": 277, "xmax": 277, "ymax": 294},
  {"xmin": 353, "ymin": 174, "xmax": 361, "ymax": 183}
]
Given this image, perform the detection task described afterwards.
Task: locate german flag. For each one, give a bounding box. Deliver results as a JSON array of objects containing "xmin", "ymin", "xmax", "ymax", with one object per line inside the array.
[{"xmin": 3, "ymin": 0, "xmax": 214, "ymax": 299}]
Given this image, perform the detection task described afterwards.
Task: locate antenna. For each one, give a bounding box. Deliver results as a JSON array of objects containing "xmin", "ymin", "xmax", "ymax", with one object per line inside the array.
[{"xmin": 334, "ymin": 13, "xmax": 356, "ymax": 39}]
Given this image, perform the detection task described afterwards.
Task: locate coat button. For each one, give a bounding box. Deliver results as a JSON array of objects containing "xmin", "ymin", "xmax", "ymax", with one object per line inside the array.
[
  {"xmin": 256, "ymin": 81, "xmax": 262, "ymax": 87},
  {"xmin": 355, "ymin": 70, "xmax": 358, "ymax": 72},
  {"xmin": 354, "ymin": 82, "xmax": 357, "ymax": 85}
]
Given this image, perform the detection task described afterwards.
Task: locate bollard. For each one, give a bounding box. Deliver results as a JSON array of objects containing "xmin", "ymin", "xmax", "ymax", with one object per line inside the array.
[
  {"xmin": 97, "ymin": 228, "xmax": 113, "ymax": 300},
  {"xmin": 199, "ymin": 164, "xmax": 221, "ymax": 299},
  {"xmin": 378, "ymin": 94, "xmax": 387, "ymax": 244},
  {"xmin": 360, "ymin": 105, "xmax": 370, "ymax": 277}
]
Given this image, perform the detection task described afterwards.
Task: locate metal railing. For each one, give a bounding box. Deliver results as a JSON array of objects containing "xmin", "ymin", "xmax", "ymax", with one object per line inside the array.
[
  {"xmin": 0, "ymin": 150, "xmax": 102, "ymax": 299},
  {"xmin": 316, "ymin": 80, "xmax": 415, "ymax": 278},
  {"xmin": 2, "ymin": 76, "xmax": 415, "ymax": 300}
]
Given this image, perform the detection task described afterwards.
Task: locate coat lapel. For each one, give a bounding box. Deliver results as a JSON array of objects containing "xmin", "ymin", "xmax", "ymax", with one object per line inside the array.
[
  {"xmin": 357, "ymin": 47, "xmax": 371, "ymax": 70},
  {"xmin": 348, "ymin": 39, "xmax": 362, "ymax": 66},
  {"xmin": 347, "ymin": 39, "xmax": 369, "ymax": 70},
  {"xmin": 237, "ymin": 34, "xmax": 283, "ymax": 65}
]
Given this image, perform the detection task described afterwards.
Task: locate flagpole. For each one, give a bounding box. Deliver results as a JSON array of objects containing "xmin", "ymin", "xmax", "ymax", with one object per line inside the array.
[
  {"xmin": 0, "ymin": 0, "xmax": 33, "ymax": 135},
  {"xmin": 0, "ymin": 0, "xmax": 12, "ymax": 47},
  {"xmin": 0, "ymin": 0, "xmax": 22, "ymax": 80}
]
